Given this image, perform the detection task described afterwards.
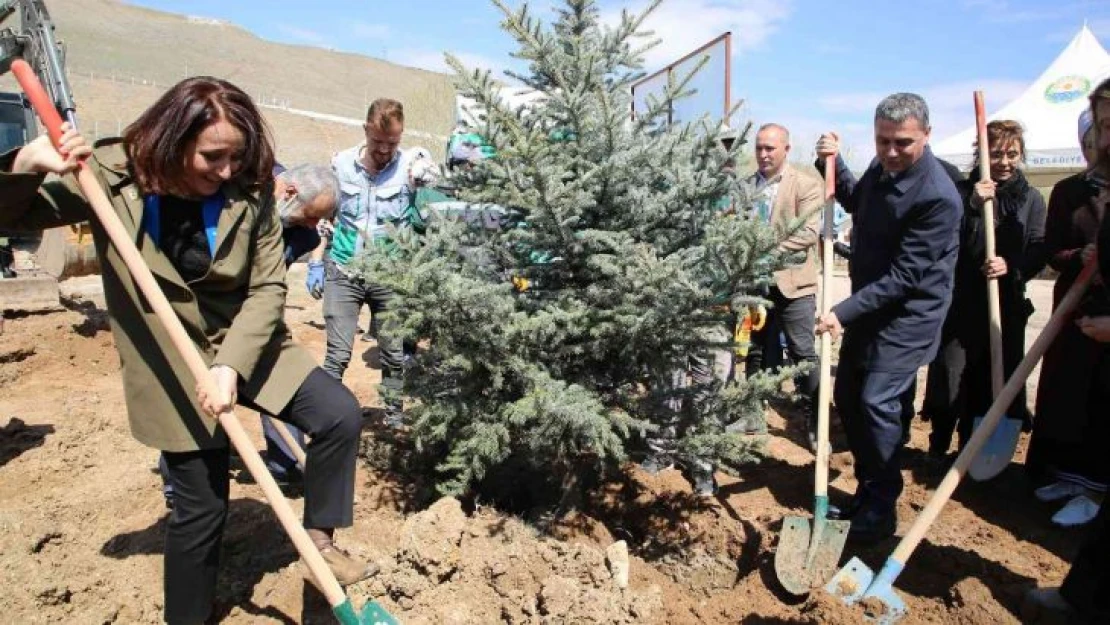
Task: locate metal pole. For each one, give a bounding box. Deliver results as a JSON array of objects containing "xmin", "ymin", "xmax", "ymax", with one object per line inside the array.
[
  {"xmin": 667, "ymin": 67, "xmax": 673, "ymax": 126},
  {"xmin": 632, "ymin": 32, "xmax": 731, "ymax": 90},
  {"xmin": 724, "ymin": 32, "xmax": 732, "ymax": 121}
]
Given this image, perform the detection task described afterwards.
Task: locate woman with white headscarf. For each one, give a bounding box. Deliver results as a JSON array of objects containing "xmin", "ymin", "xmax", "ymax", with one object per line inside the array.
[{"xmin": 1026, "ymin": 96, "xmax": 1110, "ymax": 528}]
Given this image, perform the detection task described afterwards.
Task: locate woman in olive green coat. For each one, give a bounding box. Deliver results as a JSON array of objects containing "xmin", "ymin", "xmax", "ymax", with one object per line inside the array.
[{"xmin": 0, "ymin": 77, "xmax": 372, "ymax": 624}]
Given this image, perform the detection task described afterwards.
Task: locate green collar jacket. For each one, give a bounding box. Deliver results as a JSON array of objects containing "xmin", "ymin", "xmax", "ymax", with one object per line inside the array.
[{"xmin": 0, "ymin": 138, "xmax": 317, "ymax": 452}]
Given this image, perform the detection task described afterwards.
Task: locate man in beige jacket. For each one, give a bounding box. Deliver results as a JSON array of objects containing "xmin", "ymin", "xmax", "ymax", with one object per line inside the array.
[{"xmin": 744, "ymin": 123, "xmax": 824, "ymax": 450}]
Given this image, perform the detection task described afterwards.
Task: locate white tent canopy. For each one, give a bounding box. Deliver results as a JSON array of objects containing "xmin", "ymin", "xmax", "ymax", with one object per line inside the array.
[{"xmin": 934, "ymin": 25, "xmax": 1110, "ymax": 170}]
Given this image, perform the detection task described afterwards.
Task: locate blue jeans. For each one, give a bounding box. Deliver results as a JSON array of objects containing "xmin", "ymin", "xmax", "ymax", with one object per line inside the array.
[{"xmin": 261, "ymin": 415, "xmax": 305, "ymax": 477}]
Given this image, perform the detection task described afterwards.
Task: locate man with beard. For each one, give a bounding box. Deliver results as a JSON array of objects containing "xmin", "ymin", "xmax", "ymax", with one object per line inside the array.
[{"xmin": 323, "ymin": 98, "xmax": 417, "ymax": 425}]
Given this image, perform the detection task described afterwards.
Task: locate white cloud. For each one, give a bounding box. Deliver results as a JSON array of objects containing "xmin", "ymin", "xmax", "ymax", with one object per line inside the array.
[
  {"xmin": 390, "ymin": 47, "xmax": 507, "ymax": 78},
  {"xmin": 602, "ymin": 0, "xmax": 794, "ymax": 70},
  {"xmin": 766, "ymin": 79, "xmax": 1028, "ymax": 170},
  {"xmin": 351, "ymin": 21, "xmax": 391, "ymax": 40},
  {"xmin": 818, "ymin": 79, "xmax": 1026, "ymax": 124}
]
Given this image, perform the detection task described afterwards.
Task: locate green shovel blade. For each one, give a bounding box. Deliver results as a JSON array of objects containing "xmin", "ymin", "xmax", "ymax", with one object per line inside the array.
[
  {"xmin": 332, "ymin": 598, "xmax": 400, "ymax": 625},
  {"xmin": 775, "ymin": 513, "xmax": 850, "ymax": 595}
]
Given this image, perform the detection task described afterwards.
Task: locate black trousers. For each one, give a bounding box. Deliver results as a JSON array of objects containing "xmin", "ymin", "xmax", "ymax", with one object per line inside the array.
[
  {"xmin": 746, "ymin": 288, "xmax": 819, "ymax": 416},
  {"xmin": 924, "ymin": 333, "xmax": 966, "ymax": 452},
  {"xmin": 932, "ymin": 297, "xmax": 1025, "ymax": 455},
  {"xmin": 834, "ymin": 363, "xmax": 917, "ymax": 513},
  {"xmin": 1061, "ymin": 497, "xmax": 1110, "ymax": 619},
  {"xmin": 162, "ymin": 368, "xmax": 362, "ymax": 625}
]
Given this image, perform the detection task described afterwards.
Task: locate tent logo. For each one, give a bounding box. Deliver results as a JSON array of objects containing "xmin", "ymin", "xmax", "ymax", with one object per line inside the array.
[{"xmin": 1044, "ymin": 75, "xmax": 1091, "ymax": 104}]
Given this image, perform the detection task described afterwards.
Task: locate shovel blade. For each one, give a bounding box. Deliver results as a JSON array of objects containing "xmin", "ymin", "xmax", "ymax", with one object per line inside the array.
[
  {"xmin": 862, "ymin": 585, "xmax": 908, "ymax": 625},
  {"xmin": 825, "ymin": 557, "xmax": 908, "ymax": 624},
  {"xmin": 775, "ymin": 515, "xmax": 851, "ymax": 595},
  {"xmin": 824, "ymin": 556, "xmax": 873, "ymax": 605},
  {"xmin": 968, "ymin": 414, "xmax": 1021, "ymax": 481},
  {"xmin": 775, "ymin": 515, "xmax": 813, "ymax": 595},
  {"xmin": 332, "ymin": 598, "xmax": 400, "ymax": 625}
]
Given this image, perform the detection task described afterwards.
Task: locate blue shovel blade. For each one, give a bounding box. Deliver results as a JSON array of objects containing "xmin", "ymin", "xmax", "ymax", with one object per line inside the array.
[
  {"xmin": 968, "ymin": 415, "xmax": 1022, "ymax": 482},
  {"xmin": 824, "ymin": 557, "xmax": 908, "ymax": 623},
  {"xmin": 824, "ymin": 556, "xmax": 872, "ymax": 605},
  {"xmin": 867, "ymin": 588, "xmax": 909, "ymax": 625}
]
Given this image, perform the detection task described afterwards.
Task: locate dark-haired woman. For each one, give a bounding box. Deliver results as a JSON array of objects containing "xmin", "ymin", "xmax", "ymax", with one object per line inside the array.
[
  {"xmin": 1027, "ymin": 91, "xmax": 1110, "ymax": 528},
  {"xmin": 928, "ymin": 120, "xmax": 1046, "ymax": 457},
  {"xmin": 1023, "ymin": 148, "xmax": 1110, "ymax": 622},
  {"xmin": 0, "ymin": 77, "xmax": 372, "ymax": 624}
]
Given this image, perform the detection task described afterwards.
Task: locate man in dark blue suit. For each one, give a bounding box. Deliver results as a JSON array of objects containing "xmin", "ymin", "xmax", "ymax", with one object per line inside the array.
[{"xmin": 814, "ymin": 93, "xmax": 962, "ymax": 541}]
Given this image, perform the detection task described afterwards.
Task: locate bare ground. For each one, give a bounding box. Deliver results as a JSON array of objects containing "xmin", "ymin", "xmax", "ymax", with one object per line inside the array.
[{"xmin": 0, "ymin": 273, "xmax": 1088, "ymax": 624}]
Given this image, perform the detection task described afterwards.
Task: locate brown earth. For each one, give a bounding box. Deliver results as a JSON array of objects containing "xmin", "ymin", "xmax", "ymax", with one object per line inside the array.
[{"xmin": 0, "ymin": 274, "xmax": 1089, "ymax": 624}]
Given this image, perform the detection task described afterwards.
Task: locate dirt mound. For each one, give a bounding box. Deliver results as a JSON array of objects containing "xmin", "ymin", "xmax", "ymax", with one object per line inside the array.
[
  {"xmin": 797, "ymin": 591, "xmax": 879, "ymax": 625},
  {"xmin": 945, "ymin": 577, "xmax": 1022, "ymax": 624},
  {"xmin": 0, "ymin": 276, "xmax": 1084, "ymax": 624},
  {"xmin": 360, "ymin": 497, "xmax": 662, "ymax": 624}
]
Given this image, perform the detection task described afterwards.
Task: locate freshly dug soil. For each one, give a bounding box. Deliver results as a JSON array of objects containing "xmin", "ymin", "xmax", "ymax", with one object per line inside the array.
[{"xmin": 0, "ymin": 276, "xmax": 1082, "ymax": 623}]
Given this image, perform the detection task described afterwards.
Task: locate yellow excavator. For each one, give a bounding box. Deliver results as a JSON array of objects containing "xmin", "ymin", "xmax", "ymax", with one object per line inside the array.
[{"xmin": 0, "ymin": 0, "xmax": 98, "ymax": 322}]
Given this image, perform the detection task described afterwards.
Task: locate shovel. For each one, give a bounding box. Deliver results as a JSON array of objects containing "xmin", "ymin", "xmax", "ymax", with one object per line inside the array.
[
  {"xmin": 269, "ymin": 415, "xmax": 309, "ymax": 469},
  {"xmin": 774, "ymin": 155, "xmax": 850, "ymax": 594},
  {"xmin": 13, "ymin": 60, "xmax": 397, "ymax": 625},
  {"xmin": 824, "ymin": 257, "xmax": 1097, "ymax": 623},
  {"xmin": 968, "ymin": 91, "xmax": 1021, "ymax": 481}
]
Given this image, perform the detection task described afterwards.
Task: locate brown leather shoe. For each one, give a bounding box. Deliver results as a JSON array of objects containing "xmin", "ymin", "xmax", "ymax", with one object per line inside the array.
[{"xmin": 303, "ymin": 544, "xmax": 379, "ymax": 588}]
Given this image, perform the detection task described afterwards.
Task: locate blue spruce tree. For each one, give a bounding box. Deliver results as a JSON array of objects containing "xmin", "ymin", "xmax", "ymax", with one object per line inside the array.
[{"xmin": 351, "ymin": 0, "xmax": 803, "ymax": 500}]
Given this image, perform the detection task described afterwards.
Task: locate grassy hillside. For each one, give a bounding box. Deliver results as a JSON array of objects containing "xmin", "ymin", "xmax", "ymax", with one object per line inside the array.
[{"xmin": 2, "ymin": 0, "xmax": 457, "ymax": 162}]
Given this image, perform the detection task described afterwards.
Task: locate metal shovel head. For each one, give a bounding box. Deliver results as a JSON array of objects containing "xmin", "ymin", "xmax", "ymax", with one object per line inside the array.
[
  {"xmin": 333, "ymin": 598, "xmax": 399, "ymax": 625},
  {"xmin": 968, "ymin": 414, "xmax": 1022, "ymax": 482},
  {"xmin": 775, "ymin": 515, "xmax": 851, "ymax": 595},
  {"xmin": 824, "ymin": 557, "xmax": 908, "ymax": 624},
  {"xmin": 825, "ymin": 556, "xmax": 872, "ymax": 604}
]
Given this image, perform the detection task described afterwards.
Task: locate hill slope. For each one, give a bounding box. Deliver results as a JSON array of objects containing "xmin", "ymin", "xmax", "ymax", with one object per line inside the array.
[{"xmin": 3, "ymin": 0, "xmax": 457, "ymax": 161}]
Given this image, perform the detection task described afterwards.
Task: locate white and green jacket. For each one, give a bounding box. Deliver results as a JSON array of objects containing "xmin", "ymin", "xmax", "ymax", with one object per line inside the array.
[{"xmin": 329, "ymin": 144, "xmax": 422, "ymax": 268}]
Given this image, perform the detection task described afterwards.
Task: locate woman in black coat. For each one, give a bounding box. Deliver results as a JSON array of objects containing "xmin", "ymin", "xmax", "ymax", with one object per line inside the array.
[
  {"xmin": 928, "ymin": 120, "xmax": 1046, "ymax": 455},
  {"xmin": 1024, "ymin": 99, "xmax": 1110, "ymax": 620},
  {"xmin": 1026, "ymin": 100, "xmax": 1110, "ymax": 517}
]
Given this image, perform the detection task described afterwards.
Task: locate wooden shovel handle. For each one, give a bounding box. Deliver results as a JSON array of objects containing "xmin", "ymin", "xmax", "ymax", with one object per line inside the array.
[
  {"xmin": 815, "ymin": 157, "xmax": 836, "ymax": 499},
  {"xmin": 891, "ymin": 259, "xmax": 1096, "ymax": 564},
  {"xmin": 270, "ymin": 415, "xmax": 308, "ymax": 468},
  {"xmin": 974, "ymin": 91, "xmax": 1005, "ymax": 398},
  {"xmin": 12, "ymin": 60, "xmax": 347, "ymax": 608}
]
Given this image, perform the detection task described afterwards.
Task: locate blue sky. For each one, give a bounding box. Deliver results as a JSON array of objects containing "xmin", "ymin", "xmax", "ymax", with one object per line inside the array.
[{"xmin": 125, "ymin": 0, "xmax": 1110, "ymax": 167}]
